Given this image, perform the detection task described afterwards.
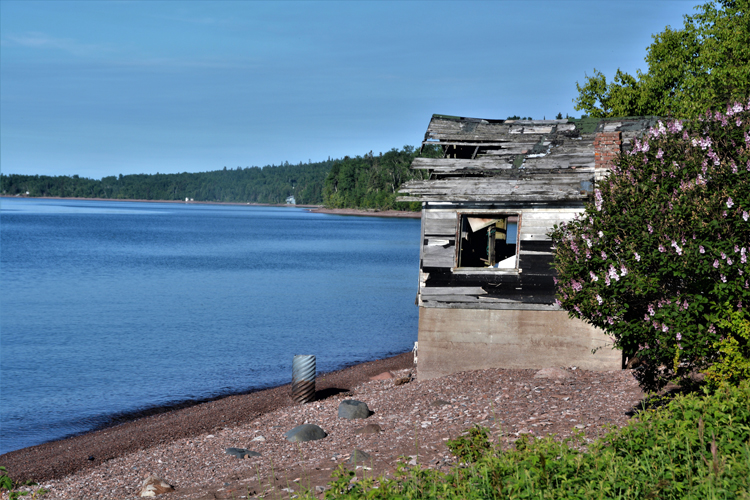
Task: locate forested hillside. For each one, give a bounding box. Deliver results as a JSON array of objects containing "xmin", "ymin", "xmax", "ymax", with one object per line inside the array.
[
  {"xmin": 322, "ymin": 145, "xmax": 441, "ymax": 211},
  {"xmin": 2, "ymin": 146, "xmax": 442, "ymax": 209},
  {"xmin": 1, "ymin": 160, "xmax": 333, "ymax": 205}
]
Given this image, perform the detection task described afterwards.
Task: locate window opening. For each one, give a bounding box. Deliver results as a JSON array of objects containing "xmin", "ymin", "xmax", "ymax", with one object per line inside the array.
[{"xmin": 458, "ymin": 214, "xmax": 519, "ymax": 268}]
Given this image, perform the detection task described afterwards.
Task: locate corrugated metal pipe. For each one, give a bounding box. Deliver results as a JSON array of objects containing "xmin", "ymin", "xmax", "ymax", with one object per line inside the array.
[{"xmin": 292, "ymin": 354, "xmax": 316, "ymax": 403}]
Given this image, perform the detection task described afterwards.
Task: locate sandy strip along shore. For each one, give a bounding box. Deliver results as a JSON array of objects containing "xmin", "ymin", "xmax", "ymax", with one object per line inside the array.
[{"xmin": 1, "ymin": 354, "xmax": 644, "ymax": 500}]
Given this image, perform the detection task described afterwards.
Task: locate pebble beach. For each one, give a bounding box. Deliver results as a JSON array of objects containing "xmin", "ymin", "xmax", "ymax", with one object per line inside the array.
[{"xmin": 1, "ymin": 352, "xmax": 644, "ymax": 499}]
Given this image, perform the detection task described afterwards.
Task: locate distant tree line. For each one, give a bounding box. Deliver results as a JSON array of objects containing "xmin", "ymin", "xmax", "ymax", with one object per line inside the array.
[
  {"xmin": 0, "ymin": 147, "xmax": 440, "ymax": 210},
  {"xmin": 1, "ymin": 160, "xmax": 332, "ymax": 205},
  {"xmin": 322, "ymin": 145, "xmax": 442, "ymax": 211}
]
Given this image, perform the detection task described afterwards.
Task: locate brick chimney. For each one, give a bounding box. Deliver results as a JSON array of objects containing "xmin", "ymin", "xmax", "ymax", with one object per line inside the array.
[{"xmin": 593, "ymin": 131, "xmax": 622, "ymax": 180}]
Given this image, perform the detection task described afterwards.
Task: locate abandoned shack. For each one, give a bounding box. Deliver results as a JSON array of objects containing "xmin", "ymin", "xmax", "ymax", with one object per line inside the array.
[{"xmin": 398, "ymin": 114, "xmax": 657, "ymax": 379}]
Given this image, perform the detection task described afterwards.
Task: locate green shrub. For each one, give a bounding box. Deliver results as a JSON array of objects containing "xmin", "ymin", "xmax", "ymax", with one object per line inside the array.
[
  {"xmin": 705, "ymin": 306, "xmax": 750, "ymax": 390},
  {"xmin": 445, "ymin": 425, "xmax": 492, "ymax": 463},
  {"xmin": 549, "ymin": 101, "xmax": 750, "ymax": 391}
]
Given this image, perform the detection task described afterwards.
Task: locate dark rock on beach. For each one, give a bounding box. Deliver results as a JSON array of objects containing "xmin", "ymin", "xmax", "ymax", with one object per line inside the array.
[
  {"xmin": 284, "ymin": 424, "xmax": 327, "ymax": 442},
  {"xmin": 338, "ymin": 400, "xmax": 370, "ymax": 419}
]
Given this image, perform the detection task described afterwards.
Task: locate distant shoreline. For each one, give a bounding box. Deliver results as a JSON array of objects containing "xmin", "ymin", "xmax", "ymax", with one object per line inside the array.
[
  {"xmin": 1, "ymin": 195, "xmax": 421, "ymax": 218},
  {"xmin": 306, "ymin": 207, "xmax": 421, "ymax": 218}
]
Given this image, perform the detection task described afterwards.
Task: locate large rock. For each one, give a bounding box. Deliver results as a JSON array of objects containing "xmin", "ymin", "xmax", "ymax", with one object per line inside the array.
[
  {"xmin": 139, "ymin": 475, "xmax": 174, "ymax": 497},
  {"xmin": 225, "ymin": 447, "xmax": 261, "ymax": 459},
  {"xmin": 285, "ymin": 424, "xmax": 327, "ymax": 442},
  {"xmin": 338, "ymin": 400, "xmax": 370, "ymax": 420}
]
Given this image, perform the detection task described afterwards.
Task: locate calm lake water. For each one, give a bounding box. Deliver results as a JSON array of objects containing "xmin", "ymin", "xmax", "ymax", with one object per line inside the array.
[{"xmin": 0, "ymin": 198, "xmax": 421, "ymax": 455}]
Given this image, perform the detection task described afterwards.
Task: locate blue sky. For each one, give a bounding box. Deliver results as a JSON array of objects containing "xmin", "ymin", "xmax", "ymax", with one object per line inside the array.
[{"xmin": 1, "ymin": 0, "xmax": 697, "ymax": 178}]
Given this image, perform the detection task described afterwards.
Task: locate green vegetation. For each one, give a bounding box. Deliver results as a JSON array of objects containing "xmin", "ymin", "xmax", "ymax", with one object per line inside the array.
[
  {"xmin": 305, "ymin": 381, "xmax": 750, "ymax": 499},
  {"xmin": 0, "ymin": 467, "xmax": 46, "ymax": 499},
  {"xmin": 550, "ymin": 103, "xmax": 749, "ymax": 391},
  {"xmin": 574, "ymin": 0, "xmax": 750, "ymax": 119},
  {"xmin": 0, "ymin": 160, "xmax": 333, "ymax": 205},
  {"xmin": 1, "ymin": 146, "xmax": 440, "ymax": 211},
  {"xmin": 705, "ymin": 306, "xmax": 750, "ymax": 390},
  {"xmin": 322, "ymin": 146, "xmax": 441, "ymax": 211}
]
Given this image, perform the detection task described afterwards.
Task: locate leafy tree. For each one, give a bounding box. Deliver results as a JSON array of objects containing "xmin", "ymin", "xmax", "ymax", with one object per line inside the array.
[
  {"xmin": 574, "ymin": 0, "xmax": 750, "ymax": 119},
  {"xmin": 322, "ymin": 145, "xmax": 440, "ymax": 211},
  {"xmin": 550, "ymin": 101, "xmax": 750, "ymax": 390}
]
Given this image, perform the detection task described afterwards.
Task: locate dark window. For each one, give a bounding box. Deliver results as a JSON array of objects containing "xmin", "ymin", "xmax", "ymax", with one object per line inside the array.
[{"xmin": 457, "ymin": 214, "xmax": 519, "ymax": 268}]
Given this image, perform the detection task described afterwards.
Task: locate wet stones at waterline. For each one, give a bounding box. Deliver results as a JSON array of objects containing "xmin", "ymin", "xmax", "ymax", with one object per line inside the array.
[
  {"xmin": 338, "ymin": 400, "xmax": 371, "ymax": 420},
  {"xmin": 285, "ymin": 424, "xmax": 327, "ymax": 442}
]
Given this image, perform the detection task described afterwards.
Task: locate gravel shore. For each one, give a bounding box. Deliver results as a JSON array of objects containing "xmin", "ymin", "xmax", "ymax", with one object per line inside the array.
[{"xmin": 1, "ymin": 353, "xmax": 644, "ymax": 499}]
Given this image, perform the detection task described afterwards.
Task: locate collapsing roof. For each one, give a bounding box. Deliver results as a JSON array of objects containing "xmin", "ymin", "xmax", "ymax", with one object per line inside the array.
[{"xmin": 398, "ymin": 114, "xmax": 659, "ymax": 203}]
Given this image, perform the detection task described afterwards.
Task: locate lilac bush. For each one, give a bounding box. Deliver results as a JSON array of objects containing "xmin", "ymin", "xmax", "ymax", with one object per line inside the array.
[{"xmin": 550, "ymin": 100, "xmax": 750, "ymax": 390}]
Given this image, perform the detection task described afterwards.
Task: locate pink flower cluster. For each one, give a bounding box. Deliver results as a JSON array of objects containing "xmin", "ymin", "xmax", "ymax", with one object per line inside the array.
[{"xmin": 691, "ymin": 136, "xmax": 713, "ymax": 150}]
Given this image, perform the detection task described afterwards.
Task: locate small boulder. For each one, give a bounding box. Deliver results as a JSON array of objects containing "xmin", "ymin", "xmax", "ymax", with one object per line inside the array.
[
  {"xmin": 251, "ymin": 435, "xmax": 266, "ymax": 442},
  {"xmin": 348, "ymin": 449, "xmax": 371, "ymax": 464},
  {"xmin": 285, "ymin": 424, "xmax": 327, "ymax": 442},
  {"xmin": 225, "ymin": 448, "xmax": 261, "ymax": 459},
  {"xmin": 354, "ymin": 423, "xmax": 382, "ymax": 435},
  {"xmin": 533, "ymin": 367, "xmax": 571, "ymax": 380},
  {"xmin": 139, "ymin": 475, "xmax": 174, "ymax": 497},
  {"xmin": 338, "ymin": 400, "xmax": 370, "ymax": 420},
  {"xmin": 369, "ymin": 372, "xmax": 393, "ymax": 380},
  {"xmin": 394, "ymin": 377, "xmax": 411, "ymax": 386}
]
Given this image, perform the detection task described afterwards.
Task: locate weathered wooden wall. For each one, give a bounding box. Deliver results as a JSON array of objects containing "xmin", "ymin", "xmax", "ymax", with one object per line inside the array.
[{"xmin": 419, "ymin": 205, "xmax": 580, "ymax": 310}]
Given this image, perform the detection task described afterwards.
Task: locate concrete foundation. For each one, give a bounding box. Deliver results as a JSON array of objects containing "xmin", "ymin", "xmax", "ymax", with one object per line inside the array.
[{"xmin": 417, "ymin": 307, "xmax": 621, "ymax": 380}]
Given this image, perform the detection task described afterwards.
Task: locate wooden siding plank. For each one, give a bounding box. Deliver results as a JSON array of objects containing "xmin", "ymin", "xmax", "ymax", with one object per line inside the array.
[
  {"xmin": 421, "ymin": 287, "xmax": 487, "ymax": 296},
  {"xmin": 422, "ymin": 245, "xmax": 455, "ymax": 268},
  {"xmin": 422, "ymin": 302, "xmax": 561, "ymax": 311},
  {"xmin": 521, "ymin": 210, "xmax": 581, "ymax": 221},
  {"xmin": 424, "ymin": 210, "xmax": 457, "ymax": 219},
  {"xmin": 520, "ymin": 232, "xmax": 553, "ymax": 241},
  {"xmin": 399, "ymin": 175, "xmax": 594, "ymax": 202},
  {"xmin": 411, "ymin": 157, "xmax": 595, "ymax": 171},
  {"xmin": 426, "ymin": 238, "xmax": 453, "ymax": 246},
  {"xmin": 424, "ymin": 217, "xmax": 457, "ymax": 236}
]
